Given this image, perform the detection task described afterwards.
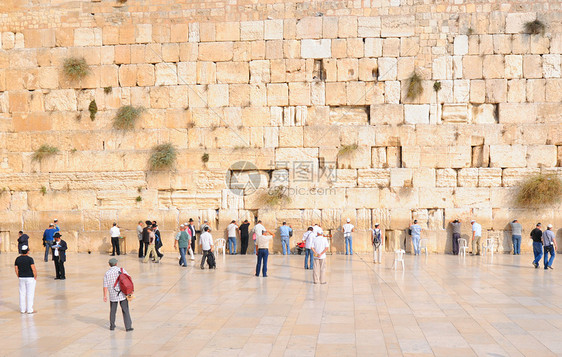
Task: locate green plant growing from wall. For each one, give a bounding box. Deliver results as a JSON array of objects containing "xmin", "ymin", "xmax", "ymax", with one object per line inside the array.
[
  {"xmin": 63, "ymin": 57, "xmax": 90, "ymax": 81},
  {"xmin": 40, "ymin": 186, "xmax": 47, "ymax": 195},
  {"xmin": 406, "ymin": 71, "xmax": 424, "ymax": 100},
  {"xmin": 337, "ymin": 143, "xmax": 359, "ymax": 158},
  {"xmin": 433, "ymin": 81, "xmax": 442, "ymax": 92},
  {"xmin": 516, "ymin": 174, "xmax": 561, "ymax": 207},
  {"xmin": 261, "ymin": 186, "xmax": 291, "ymax": 207},
  {"xmin": 149, "ymin": 143, "xmax": 177, "ymax": 170},
  {"xmin": 136, "ymin": 196, "xmax": 142, "ymax": 202},
  {"xmin": 32, "ymin": 144, "xmax": 59, "ymax": 162},
  {"xmin": 113, "ymin": 105, "xmax": 144, "ymax": 130},
  {"xmin": 88, "ymin": 100, "xmax": 98, "ymax": 121},
  {"xmin": 524, "ymin": 19, "xmax": 546, "ymax": 35},
  {"xmin": 201, "ymin": 153, "xmax": 209, "ymax": 163},
  {"xmin": 104, "ymin": 86, "xmax": 113, "ymax": 94}
]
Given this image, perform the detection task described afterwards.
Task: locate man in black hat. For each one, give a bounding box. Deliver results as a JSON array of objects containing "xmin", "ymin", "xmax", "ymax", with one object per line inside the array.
[
  {"xmin": 17, "ymin": 231, "xmax": 29, "ymax": 254},
  {"xmin": 140, "ymin": 220, "xmax": 152, "ymax": 258},
  {"xmin": 52, "ymin": 233, "xmax": 68, "ymax": 280}
]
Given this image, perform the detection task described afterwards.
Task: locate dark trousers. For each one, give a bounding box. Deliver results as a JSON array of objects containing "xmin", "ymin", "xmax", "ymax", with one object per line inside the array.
[
  {"xmin": 110, "ymin": 299, "xmax": 132, "ymax": 330},
  {"xmin": 138, "ymin": 240, "xmax": 144, "ymax": 258},
  {"xmin": 200, "ymin": 249, "xmax": 211, "ymax": 268},
  {"xmin": 111, "ymin": 237, "xmax": 120, "ymax": 255},
  {"xmin": 44, "ymin": 241, "xmax": 53, "ymax": 262},
  {"xmin": 54, "ymin": 256, "xmax": 65, "ymax": 279},
  {"xmin": 256, "ymin": 248, "xmax": 269, "ymax": 277},
  {"xmin": 452, "ymin": 233, "xmax": 460, "ymax": 255},
  {"xmin": 240, "ymin": 235, "xmax": 249, "ymax": 255},
  {"xmin": 191, "ymin": 239, "xmax": 196, "ymax": 254}
]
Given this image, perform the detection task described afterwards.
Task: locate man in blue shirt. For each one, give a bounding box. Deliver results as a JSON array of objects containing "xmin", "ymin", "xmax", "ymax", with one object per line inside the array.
[
  {"xmin": 42, "ymin": 222, "xmax": 60, "ymax": 262},
  {"xmin": 279, "ymin": 222, "xmax": 293, "ymax": 255}
]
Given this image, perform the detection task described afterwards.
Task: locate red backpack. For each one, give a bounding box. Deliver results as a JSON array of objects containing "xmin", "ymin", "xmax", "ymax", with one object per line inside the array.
[{"xmin": 113, "ymin": 268, "xmax": 134, "ymax": 296}]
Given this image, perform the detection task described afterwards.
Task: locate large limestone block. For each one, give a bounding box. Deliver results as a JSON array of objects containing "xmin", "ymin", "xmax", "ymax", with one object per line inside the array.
[
  {"xmin": 154, "ymin": 63, "xmax": 177, "ymax": 86},
  {"xmin": 370, "ymin": 104, "xmax": 403, "ymax": 125},
  {"xmin": 523, "ymin": 55, "xmax": 542, "ymax": 79},
  {"xmin": 338, "ymin": 16, "xmax": 357, "ymax": 38},
  {"xmin": 543, "ymin": 54, "xmax": 561, "ymax": 79},
  {"xmin": 27, "ymin": 191, "xmax": 97, "ymax": 211},
  {"xmin": 240, "ymin": 21, "xmax": 264, "ymax": 41},
  {"xmin": 279, "ymin": 127, "xmax": 304, "ymax": 148},
  {"xmin": 49, "ymin": 172, "xmax": 146, "ymax": 191},
  {"xmin": 462, "ymin": 56, "xmax": 483, "ymax": 79},
  {"xmin": 478, "ymin": 168, "xmax": 502, "ymax": 187},
  {"xmin": 458, "ymin": 168, "xmax": 478, "ymax": 187},
  {"xmin": 454, "ymin": 35, "xmax": 469, "ymax": 56},
  {"xmin": 498, "ymin": 103, "xmax": 537, "ymax": 124},
  {"xmin": 300, "ymin": 39, "xmax": 331, "ymax": 59},
  {"xmin": 442, "ymin": 104, "xmax": 468, "ymax": 123},
  {"xmin": 364, "ymin": 38, "xmax": 382, "ymax": 57},
  {"xmin": 379, "ymin": 187, "xmax": 418, "ymax": 209},
  {"xmin": 337, "ymin": 146, "xmax": 371, "ymax": 169},
  {"xmin": 485, "ymin": 79, "xmax": 507, "ymax": 103},
  {"xmin": 377, "ymin": 57, "xmax": 397, "ymax": 81},
  {"xmin": 404, "ymin": 105, "xmax": 430, "ymax": 124},
  {"xmin": 275, "ymin": 148, "xmax": 318, "ymax": 166},
  {"xmin": 74, "ymin": 28, "xmax": 101, "ymax": 47},
  {"xmin": 216, "ymin": 62, "xmax": 249, "ymax": 84},
  {"xmin": 380, "ymin": 16, "xmax": 415, "ymax": 37},
  {"xmin": 45, "ymin": 89, "xmax": 77, "ymax": 111},
  {"xmin": 505, "ymin": 55, "xmax": 523, "ymax": 79},
  {"xmin": 505, "ymin": 12, "xmax": 537, "ymax": 34},
  {"xmin": 507, "ymin": 79, "xmax": 526, "ymax": 103},
  {"xmin": 296, "ymin": 17, "xmax": 322, "ymax": 39},
  {"xmin": 249, "ymin": 60, "xmax": 270, "ymax": 83},
  {"xmin": 198, "ymin": 42, "xmax": 233, "ymax": 62},
  {"xmin": 390, "ymin": 168, "xmax": 413, "ymax": 187},
  {"xmin": 357, "ymin": 169, "xmax": 390, "ymax": 188},
  {"xmin": 545, "ymin": 79, "xmax": 562, "ymax": 102},
  {"xmin": 412, "ymin": 168, "xmax": 435, "ymax": 188},
  {"xmin": 346, "ymin": 188, "xmax": 380, "ymax": 209},
  {"xmin": 419, "ymin": 188, "xmax": 454, "ymax": 208},
  {"xmin": 526, "ymin": 145, "xmax": 557, "ymax": 168},
  {"xmin": 489, "ymin": 145, "xmax": 527, "ymax": 168},
  {"xmin": 358, "ymin": 17, "xmax": 381, "ymax": 37},
  {"xmin": 453, "ymin": 187, "xmax": 491, "ymax": 208},
  {"xmin": 215, "ymin": 22, "xmax": 239, "ymax": 42}
]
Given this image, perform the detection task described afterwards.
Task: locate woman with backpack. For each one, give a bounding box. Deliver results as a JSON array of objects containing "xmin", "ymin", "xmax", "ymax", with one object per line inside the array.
[{"xmin": 372, "ymin": 223, "xmax": 383, "ymax": 264}]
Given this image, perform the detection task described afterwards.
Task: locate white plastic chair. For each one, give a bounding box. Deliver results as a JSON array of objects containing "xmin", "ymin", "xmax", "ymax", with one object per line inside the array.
[
  {"xmin": 458, "ymin": 238, "xmax": 469, "ymax": 257},
  {"xmin": 393, "ymin": 249, "xmax": 405, "ymax": 270},
  {"xmin": 215, "ymin": 238, "xmax": 226, "ymax": 257},
  {"xmin": 482, "ymin": 238, "xmax": 494, "ymax": 257},
  {"xmin": 420, "ymin": 239, "xmax": 429, "ymax": 256}
]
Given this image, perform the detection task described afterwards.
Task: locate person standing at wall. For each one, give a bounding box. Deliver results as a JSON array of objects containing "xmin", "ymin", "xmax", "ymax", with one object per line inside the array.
[
  {"xmin": 103, "ymin": 258, "xmax": 133, "ymax": 331},
  {"xmin": 471, "ymin": 220, "xmax": 482, "ymax": 256},
  {"xmin": 279, "ymin": 221, "xmax": 293, "ymax": 255},
  {"xmin": 152, "ymin": 223, "xmax": 164, "ymax": 261},
  {"xmin": 227, "ymin": 220, "xmax": 239, "ymax": 255},
  {"xmin": 137, "ymin": 221, "xmax": 144, "ymax": 258},
  {"xmin": 312, "ymin": 231, "xmax": 329, "ymax": 284},
  {"xmin": 542, "ymin": 224, "xmax": 557, "ymax": 270},
  {"xmin": 174, "ymin": 224, "xmax": 189, "ymax": 267},
  {"xmin": 187, "ymin": 218, "xmax": 197, "ymax": 256},
  {"xmin": 143, "ymin": 227, "xmax": 159, "ymax": 263},
  {"xmin": 17, "ymin": 231, "xmax": 29, "ymax": 254},
  {"xmin": 140, "ymin": 221, "xmax": 151, "ymax": 258},
  {"xmin": 199, "ymin": 226, "xmax": 215, "ymax": 269},
  {"xmin": 52, "ymin": 233, "xmax": 67, "ymax": 280},
  {"xmin": 530, "ymin": 223, "xmax": 543, "ymax": 268},
  {"xmin": 14, "ymin": 245, "xmax": 37, "ymax": 314},
  {"xmin": 342, "ymin": 218, "xmax": 354, "ymax": 255},
  {"xmin": 254, "ymin": 220, "xmax": 273, "ymax": 277},
  {"xmin": 450, "ymin": 219, "xmax": 461, "ymax": 255},
  {"xmin": 510, "ymin": 219, "xmax": 522, "ymax": 255},
  {"xmin": 302, "ymin": 226, "xmax": 315, "ymax": 269},
  {"xmin": 372, "ymin": 223, "xmax": 383, "ymax": 264},
  {"xmin": 410, "ymin": 220, "xmax": 422, "ymax": 256},
  {"xmin": 239, "ymin": 220, "xmax": 250, "ymax": 255},
  {"xmin": 110, "ymin": 222, "xmax": 121, "ymax": 256},
  {"xmin": 42, "ymin": 222, "xmax": 60, "ymax": 262}
]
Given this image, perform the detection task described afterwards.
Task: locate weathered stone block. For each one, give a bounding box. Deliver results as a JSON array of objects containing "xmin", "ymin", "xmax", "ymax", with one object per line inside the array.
[
  {"xmin": 216, "ymin": 62, "xmax": 249, "ymax": 84},
  {"xmin": 454, "ymin": 35, "xmax": 468, "ymax": 56},
  {"xmin": 523, "ymin": 55, "xmax": 542, "ymax": 79},
  {"xmin": 45, "ymin": 89, "xmax": 77, "ymax": 111},
  {"xmin": 490, "ymin": 145, "xmax": 527, "ymax": 168},
  {"xmin": 404, "ymin": 105, "xmax": 430, "ymax": 124},
  {"xmin": 458, "ymin": 168, "xmax": 478, "ymax": 187},
  {"xmin": 240, "ymin": 21, "xmax": 263, "ymax": 41},
  {"xmin": 390, "ymin": 168, "xmax": 413, "ymax": 187},
  {"xmin": 526, "ymin": 145, "xmax": 557, "ymax": 168},
  {"xmin": 370, "ymin": 104, "xmax": 403, "ymax": 125},
  {"xmin": 357, "ymin": 169, "xmax": 390, "ymax": 188},
  {"xmin": 485, "ymin": 79, "xmax": 507, "ymax": 103},
  {"xmin": 198, "ymin": 42, "xmax": 233, "ymax": 62},
  {"xmin": 300, "ymin": 39, "xmax": 331, "ymax": 59},
  {"xmin": 543, "ymin": 54, "xmax": 561, "ymax": 78},
  {"xmin": 296, "ymin": 17, "xmax": 322, "ymax": 39},
  {"xmin": 498, "ymin": 103, "xmax": 536, "ymax": 124},
  {"xmin": 505, "ymin": 55, "xmax": 522, "ymax": 78},
  {"xmin": 462, "ymin": 56, "xmax": 482, "ymax": 79},
  {"xmin": 377, "ymin": 57, "xmax": 397, "ymax": 80},
  {"xmin": 482, "ymin": 55, "xmax": 504, "ymax": 79},
  {"xmin": 381, "ymin": 16, "xmax": 415, "ymax": 37},
  {"xmin": 436, "ymin": 168, "xmax": 457, "ymax": 187},
  {"xmin": 478, "ymin": 168, "xmax": 502, "ymax": 187}
]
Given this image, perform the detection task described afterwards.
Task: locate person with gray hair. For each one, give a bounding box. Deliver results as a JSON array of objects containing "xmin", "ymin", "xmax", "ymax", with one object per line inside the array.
[
  {"xmin": 510, "ymin": 219, "xmax": 522, "ymax": 255},
  {"xmin": 103, "ymin": 258, "xmax": 133, "ymax": 331},
  {"xmin": 542, "ymin": 224, "xmax": 557, "ymax": 270}
]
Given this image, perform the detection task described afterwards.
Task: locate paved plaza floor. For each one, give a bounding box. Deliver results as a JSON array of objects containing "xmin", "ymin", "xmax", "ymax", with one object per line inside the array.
[{"xmin": 1, "ymin": 250, "xmax": 562, "ymax": 356}]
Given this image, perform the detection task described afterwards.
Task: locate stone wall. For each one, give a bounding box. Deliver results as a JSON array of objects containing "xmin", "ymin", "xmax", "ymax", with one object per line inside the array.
[{"xmin": 0, "ymin": 0, "xmax": 560, "ymax": 254}]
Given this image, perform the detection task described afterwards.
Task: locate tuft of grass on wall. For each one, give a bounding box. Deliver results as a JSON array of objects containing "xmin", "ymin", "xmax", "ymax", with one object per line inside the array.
[
  {"xmin": 201, "ymin": 153, "xmax": 209, "ymax": 163},
  {"xmin": 88, "ymin": 100, "xmax": 98, "ymax": 121},
  {"xmin": 113, "ymin": 105, "xmax": 144, "ymax": 131},
  {"xmin": 337, "ymin": 143, "xmax": 359, "ymax": 158},
  {"xmin": 261, "ymin": 186, "xmax": 291, "ymax": 207},
  {"xmin": 433, "ymin": 81, "xmax": 442, "ymax": 92},
  {"xmin": 32, "ymin": 144, "xmax": 59, "ymax": 162},
  {"xmin": 149, "ymin": 143, "xmax": 177, "ymax": 171},
  {"xmin": 104, "ymin": 87, "xmax": 113, "ymax": 94},
  {"xmin": 40, "ymin": 186, "xmax": 47, "ymax": 195},
  {"xmin": 516, "ymin": 174, "xmax": 562, "ymax": 207},
  {"xmin": 136, "ymin": 196, "xmax": 142, "ymax": 202},
  {"xmin": 406, "ymin": 71, "xmax": 424, "ymax": 100},
  {"xmin": 524, "ymin": 19, "xmax": 546, "ymax": 35},
  {"xmin": 63, "ymin": 57, "xmax": 90, "ymax": 81}
]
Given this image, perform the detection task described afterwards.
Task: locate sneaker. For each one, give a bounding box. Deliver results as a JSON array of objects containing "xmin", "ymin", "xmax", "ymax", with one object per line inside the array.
[
  {"xmin": 126, "ymin": 328, "xmax": 134, "ymax": 332},
  {"xmin": 27, "ymin": 311, "xmax": 36, "ymax": 314},
  {"xmin": 549, "ymin": 266, "xmax": 554, "ymax": 270},
  {"xmin": 533, "ymin": 262, "xmax": 538, "ymax": 268},
  {"xmin": 109, "ymin": 326, "xmax": 115, "ymax": 331}
]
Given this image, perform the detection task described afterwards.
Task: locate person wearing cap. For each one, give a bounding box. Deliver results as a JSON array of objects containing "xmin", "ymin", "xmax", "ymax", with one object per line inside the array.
[
  {"xmin": 143, "ymin": 226, "xmax": 160, "ymax": 263},
  {"xmin": 279, "ymin": 221, "xmax": 293, "ymax": 255},
  {"xmin": 409, "ymin": 220, "xmax": 422, "ymax": 256},
  {"xmin": 199, "ymin": 226, "xmax": 215, "ymax": 269},
  {"xmin": 140, "ymin": 221, "xmax": 152, "ymax": 258},
  {"xmin": 470, "ymin": 220, "xmax": 482, "ymax": 255},
  {"xmin": 42, "ymin": 222, "xmax": 60, "ymax": 262},
  {"xmin": 103, "ymin": 258, "xmax": 133, "ymax": 331},
  {"xmin": 110, "ymin": 222, "xmax": 121, "ymax": 256},
  {"xmin": 174, "ymin": 224, "xmax": 189, "ymax": 267},
  {"xmin": 186, "ymin": 219, "xmax": 197, "ymax": 255},
  {"xmin": 254, "ymin": 221, "xmax": 273, "ymax": 277},
  {"xmin": 17, "ymin": 231, "xmax": 29, "ymax": 254},
  {"xmin": 227, "ymin": 220, "xmax": 239, "ymax": 255},
  {"xmin": 52, "ymin": 233, "xmax": 67, "ymax": 280},
  {"xmin": 530, "ymin": 223, "xmax": 543, "ymax": 268},
  {"xmin": 137, "ymin": 221, "xmax": 144, "ymax": 258},
  {"xmin": 312, "ymin": 229, "xmax": 329, "ymax": 284},
  {"xmin": 542, "ymin": 224, "xmax": 557, "ymax": 270},
  {"xmin": 302, "ymin": 226, "xmax": 315, "ymax": 269},
  {"xmin": 15, "ymin": 245, "xmax": 37, "ymax": 314},
  {"xmin": 342, "ymin": 218, "xmax": 355, "ymax": 255},
  {"xmin": 510, "ymin": 219, "xmax": 522, "ymax": 255},
  {"xmin": 372, "ymin": 223, "xmax": 383, "ymax": 264},
  {"xmin": 450, "ymin": 219, "xmax": 461, "ymax": 255},
  {"xmin": 239, "ymin": 219, "xmax": 250, "ymax": 255}
]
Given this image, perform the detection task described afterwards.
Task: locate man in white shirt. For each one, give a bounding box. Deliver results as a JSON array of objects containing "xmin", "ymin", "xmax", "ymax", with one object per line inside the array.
[
  {"xmin": 342, "ymin": 218, "xmax": 355, "ymax": 255},
  {"xmin": 312, "ymin": 233, "xmax": 329, "ymax": 284},
  {"xmin": 227, "ymin": 220, "xmax": 238, "ymax": 255},
  {"xmin": 471, "ymin": 220, "xmax": 482, "ymax": 256},
  {"xmin": 200, "ymin": 226, "xmax": 215, "ymax": 269},
  {"xmin": 110, "ymin": 222, "xmax": 121, "ymax": 256},
  {"xmin": 254, "ymin": 220, "xmax": 273, "ymax": 277},
  {"xmin": 302, "ymin": 227, "xmax": 315, "ymax": 269}
]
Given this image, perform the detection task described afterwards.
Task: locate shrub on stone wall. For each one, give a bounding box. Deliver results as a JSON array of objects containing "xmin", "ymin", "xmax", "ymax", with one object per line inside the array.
[
  {"xmin": 149, "ymin": 143, "xmax": 177, "ymax": 170},
  {"xmin": 261, "ymin": 186, "xmax": 291, "ymax": 207},
  {"xmin": 113, "ymin": 105, "xmax": 144, "ymax": 130},
  {"xmin": 88, "ymin": 100, "xmax": 97, "ymax": 121},
  {"xmin": 524, "ymin": 20, "xmax": 546, "ymax": 35},
  {"xmin": 406, "ymin": 71, "xmax": 424, "ymax": 100},
  {"xmin": 32, "ymin": 144, "xmax": 59, "ymax": 162},
  {"xmin": 63, "ymin": 57, "xmax": 90, "ymax": 81},
  {"xmin": 516, "ymin": 174, "xmax": 561, "ymax": 207},
  {"xmin": 338, "ymin": 143, "xmax": 359, "ymax": 158}
]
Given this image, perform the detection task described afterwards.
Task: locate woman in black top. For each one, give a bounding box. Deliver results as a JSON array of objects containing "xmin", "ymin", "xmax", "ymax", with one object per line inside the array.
[
  {"xmin": 239, "ymin": 220, "xmax": 250, "ymax": 255},
  {"xmin": 14, "ymin": 245, "xmax": 37, "ymax": 314}
]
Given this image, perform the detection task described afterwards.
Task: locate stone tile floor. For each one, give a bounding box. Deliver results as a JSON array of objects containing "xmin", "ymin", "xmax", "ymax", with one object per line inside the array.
[{"xmin": 1, "ymin": 251, "xmax": 562, "ymax": 356}]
